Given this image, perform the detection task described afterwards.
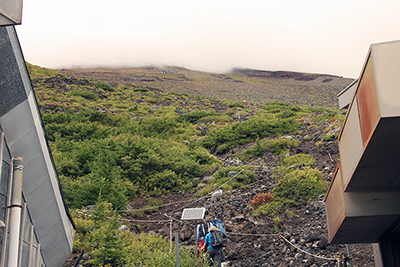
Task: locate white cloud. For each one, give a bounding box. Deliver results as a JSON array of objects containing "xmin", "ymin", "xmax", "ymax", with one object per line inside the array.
[{"xmin": 16, "ymin": 0, "xmax": 400, "ymax": 78}]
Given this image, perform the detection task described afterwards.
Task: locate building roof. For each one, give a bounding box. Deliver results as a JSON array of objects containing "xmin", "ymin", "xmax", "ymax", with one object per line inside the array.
[{"xmin": 0, "ymin": 26, "xmax": 74, "ymax": 266}]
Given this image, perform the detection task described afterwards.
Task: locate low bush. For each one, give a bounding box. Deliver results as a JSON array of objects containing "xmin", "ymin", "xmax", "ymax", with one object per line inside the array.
[
  {"xmin": 273, "ymin": 167, "xmax": 327, "ymax": 202},
  {"xmin": 198, "ymin": 115, "xmax": 232, "ymax": 124},
  {"xmin": 201, "ymin": 118, "xmax": 301, "ymax": 154},
  {"xmin": 177, "ymin": 110, "xmax": 220, "ymax": 124},
  {"xmin": 69, "ymin": 89, "xmax": 99, "ymax": 100},
  {"xmin": 97, "ymin": 82, "xmax": 115, "ymax": 92},
  {"xmin": 239, "ymin": 137, "xmax": 300, "ymax": 160},
  {"xmin": 73, "ymin": 201, "xmax": 200, "ymax": 266}
]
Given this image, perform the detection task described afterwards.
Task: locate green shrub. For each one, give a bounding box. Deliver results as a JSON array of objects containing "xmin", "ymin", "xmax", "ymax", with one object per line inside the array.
[
  {"xmin": 69, "ymin": 90, "xmax": 98, "ymax": 100},
  {"xmin": 316, "ymin": 141, "xmax": 323, "ymax": 148},
  {"xmin": 227, "ymin": 101, "xmax": 245, "ymax": 108},
  {"xmin": 177, "ymin": 110, "xmax": 220, "ymax": 124},
  {"xmin": 254, "ymin": 200, "xmax": 283, "ymax": 217},
  {"xmin": 97, "ymin": 82, "xmax": 115, "ymax": 92},
  {"xmin": 133, "ymin": 87, "xmax": 151, "ymax": 93},
  {"xmin": 273, "ymin": 167, "xmax": 327, "ymax": 202},
  {"xmin": 44, "ymin": 110, "xmax": 221, "ymax": 208},
  {"xmin": 143, "ymin": 198, "xmax": 164, "ymax": 214},
  {"xmin": 239, "ymin": 137, "xmax": 300, "ymax": 160},
  {"xmin": 322, "ymin": 134, "xmax": 337, "ymax": 141},
  {"xmin": 73, "ymin": 201, "xmax": 201, "ymax": 266},
  {"xmin": 198, "ymin": 115, "xmax": 232, "ymax": 124},
  {"xmin": 201, "ymin": 118, "xmax": 301, "ymax": 154},
  {"xmin": 281, "ymin": 153, "xmax": 315, "ymax": 169}
]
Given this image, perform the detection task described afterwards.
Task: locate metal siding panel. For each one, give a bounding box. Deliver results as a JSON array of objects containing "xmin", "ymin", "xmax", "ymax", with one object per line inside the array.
[
  {"xmin": 356, "ymin": 56, "xmax": 380, "ymax": 147},
  {"xmin": 338, "ymin": 96, "xmax": 363, "ymax": 188},
  {"xmin": 46, "ymin": 243, "xmax": 73, "ymax": 267},
  {"xmin": 22, "ymin": 155, "xmax": 48, "ymax": 196},
  {"xmin": 40, "ymin": 221, "xmax": 72, "ymax": 266},
  {"xmin": 26, "ymin": 184, "xmax": 57, "ymax": 223},
  {"xmin": 372, "ymin": 40, "xmax": 400, "ymax": 117},
  {"xmin": 25, "ymin": 93, "xmax": 75, "ymax": 249},
  {"xmin": 0, "ymin": 101, "xmax": 35, "ymax": 147},
  {"xmin": 34, "ymin": 203, "xmax": 58, "ymax": 237},
  {"xmin": 338, "ymin": 80, "xmax": 357, "ymax": 110},
  {"xmin": 325, "ymin": 164, "xmax": 346, "ymax": 243},
  {"xmin": 8, "ymin": 128, "xmax": 42, "ymax": 166}
]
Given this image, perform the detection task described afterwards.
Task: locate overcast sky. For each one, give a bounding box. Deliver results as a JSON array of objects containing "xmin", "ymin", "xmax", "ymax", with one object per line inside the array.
[{"xmin": 15, "ymin": 0, "xmax": 400, "ymax": 78}]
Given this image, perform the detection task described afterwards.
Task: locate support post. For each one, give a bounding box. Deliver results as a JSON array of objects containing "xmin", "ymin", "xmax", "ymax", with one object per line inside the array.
[
  {"xmin": 345, "ymin": 244, "xmax": 354, "ymax": 267},
  {"xmin": 175, "ymin": 232, "xmax": 180, "ymax": 267},
  {"xmin": 170, "ymin": 219, "xmax": 173, "ymax": 252},
  {"xmin": 18, "ymin": 203, "xmax": 27, "ymax": 267},
  {"xmin": 195, "ymin": 226, "xmax": 198, "ymax": 267},
  {"xmin": 27, "ymin": 225, "xmax": 34, "ymax": 267},
  {"xmin": 35, "ymin": 243, "xmax": 41, "ymax": 267}
]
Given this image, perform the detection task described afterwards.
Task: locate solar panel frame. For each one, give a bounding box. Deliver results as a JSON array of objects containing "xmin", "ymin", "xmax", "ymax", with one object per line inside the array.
[{"xmin": 181, "ymin": 208, "xmax": 206, "ymax": 221}]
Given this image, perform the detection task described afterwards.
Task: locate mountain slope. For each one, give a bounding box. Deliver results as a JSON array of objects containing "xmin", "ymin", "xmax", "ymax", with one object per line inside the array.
[
  {"xmin": 27, "ymin": 64, "xmax": 373, "ymax": 266},
  {"xmin": 59, "ymin": 66, "xmax": 354, "ymax": 108}
]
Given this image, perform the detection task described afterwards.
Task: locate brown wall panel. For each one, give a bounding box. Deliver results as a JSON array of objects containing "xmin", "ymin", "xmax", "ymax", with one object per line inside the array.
[{"xmin": 357, "ymin": 56, "xmax": 380, "ymax": 147}]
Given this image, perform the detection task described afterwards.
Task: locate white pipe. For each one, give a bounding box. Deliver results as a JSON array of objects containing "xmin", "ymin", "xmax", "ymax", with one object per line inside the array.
[{"xmin": 8, "ymin": 157, "xmax": 23, "ymax": 267}]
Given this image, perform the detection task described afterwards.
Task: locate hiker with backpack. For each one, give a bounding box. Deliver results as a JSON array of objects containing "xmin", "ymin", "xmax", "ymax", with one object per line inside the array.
[
  {"xmin": 197, "ymin": 219, "xmax": 210, "ymax": 253},
  {"xmin": 203, "ymin": 226, "xmax": 224, "ymax": 267}
]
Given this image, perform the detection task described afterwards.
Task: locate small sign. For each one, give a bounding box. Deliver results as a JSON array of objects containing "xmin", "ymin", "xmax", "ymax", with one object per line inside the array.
[{"xmin": 181, "ymin": 208, "xmax": 206, "ymax": 221}]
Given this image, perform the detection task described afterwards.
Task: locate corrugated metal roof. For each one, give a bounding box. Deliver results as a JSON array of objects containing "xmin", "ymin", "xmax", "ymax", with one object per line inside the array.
[{"xmin": 0, "ymin": 26, "xmax": 74, "ymax": 266}]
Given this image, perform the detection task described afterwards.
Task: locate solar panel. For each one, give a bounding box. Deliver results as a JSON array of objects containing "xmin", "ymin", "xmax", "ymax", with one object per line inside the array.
[{"xmin": 181, "ymin": 208, "xmax": 206, "ymax": 221}]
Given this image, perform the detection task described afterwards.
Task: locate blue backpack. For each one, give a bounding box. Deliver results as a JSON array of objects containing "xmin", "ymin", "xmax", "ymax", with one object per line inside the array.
[
  {"xmin": 210, "ymin": 228, "xmax": 225, "ymax": 248},
  {"xmin": 209, "ymin": 218, "xmax": 226, "ymax": 248},
  {"xmin": 211, "ymin": 218, "xmax": 226, "ymax": 235}
]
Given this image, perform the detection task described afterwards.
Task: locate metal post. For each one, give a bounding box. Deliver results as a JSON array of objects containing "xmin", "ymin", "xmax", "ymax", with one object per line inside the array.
[
  {"xmin": 72, "ymin": 252, "xmax": 84, "ymax": 267},
  {"xmin": 8, "ymin": 157, "xmax": 24, "ymax": 267},
  {"xmin": 345, "ymin": 244, "xmax": 354, "ymax": 267},
  {"xmin": 195, "ymin": 227, "xmax": 198, "ymax": 267},
  {"xmin": 170, "ymin": 219, "xmax": 173, "ymax": 252},
  {"xmin": 372, "ymin": 243, "xmax": 384, "ymax": 267},
  {"xmin": 175, "ymin": 232, "xmax": 180, "ymax": 267},
  {"xmin": 35, "ymin": 244, "xmax": 41, "ymax": 267},
  {"xmin": 27, "ymin": 225, "xmax": 34, "ymax": 267},
  {"xmin": 18, "ymin": 202, "xmax": 27, "ymax": 267}
]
